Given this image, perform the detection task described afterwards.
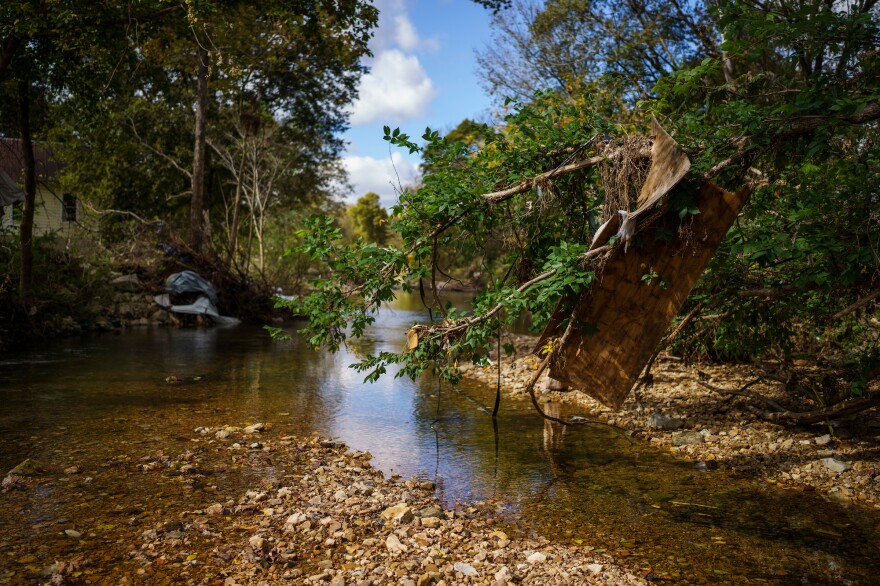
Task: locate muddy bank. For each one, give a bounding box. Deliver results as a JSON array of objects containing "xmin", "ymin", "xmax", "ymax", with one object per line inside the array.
[
  {"xmin": 462, "ymin": 334, "xmax": 880, "ymax": 509},
  {"xmin": 2, "ymin": 425, "xmax": 643, "ymax": 585}
]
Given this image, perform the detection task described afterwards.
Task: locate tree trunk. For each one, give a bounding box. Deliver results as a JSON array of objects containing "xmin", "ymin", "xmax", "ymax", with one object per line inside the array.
[
  {"xmin": 18, "ymin": 79, "xmax": 35, "ymax": 308},
  {"xmin": 190, "ymin": 44, "xmax": 209, "ymax": 254}
]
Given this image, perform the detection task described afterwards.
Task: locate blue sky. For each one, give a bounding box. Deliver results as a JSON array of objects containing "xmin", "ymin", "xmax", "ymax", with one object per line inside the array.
[{"xmin": 341, "ymin": 0, "xmax": 496, "ymax": 208}]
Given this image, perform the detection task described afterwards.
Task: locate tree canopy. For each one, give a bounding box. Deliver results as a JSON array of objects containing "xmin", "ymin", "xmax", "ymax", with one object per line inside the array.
[{"xmin": 285, "ymin": 0, "xmax": 880, "ymax": 416}]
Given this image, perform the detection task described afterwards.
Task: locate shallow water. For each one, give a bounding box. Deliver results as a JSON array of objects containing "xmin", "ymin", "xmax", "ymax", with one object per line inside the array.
[{"xmin": 1, "ymin": 295, "xmax": 878, "ymax": 584}]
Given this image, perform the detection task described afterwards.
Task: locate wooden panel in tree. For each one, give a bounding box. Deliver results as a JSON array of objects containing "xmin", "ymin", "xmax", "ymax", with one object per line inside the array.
[{"xmin": 545, "ymin": 182, "xmax": 752, "ymax": 408}]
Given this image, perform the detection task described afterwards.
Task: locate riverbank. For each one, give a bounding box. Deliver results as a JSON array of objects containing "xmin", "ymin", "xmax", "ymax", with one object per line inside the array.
[
  {"xmin": 462, "ymin": 334, "xmax": 880, "ymax": 509},
  {"xmin": 3, "ymin": 425, "xmax": 643, "ymax": 585}
]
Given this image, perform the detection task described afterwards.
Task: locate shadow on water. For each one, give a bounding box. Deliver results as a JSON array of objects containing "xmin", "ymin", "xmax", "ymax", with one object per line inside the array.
[{"xmin": 0, "ymin": 293, "xmax": 878, "ymax": 583}]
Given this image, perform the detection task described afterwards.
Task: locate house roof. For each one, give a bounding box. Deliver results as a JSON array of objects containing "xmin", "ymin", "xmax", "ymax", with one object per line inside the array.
[{"xmin": 0, "ymin": 138, "xmax": 63, "ymax": 185}]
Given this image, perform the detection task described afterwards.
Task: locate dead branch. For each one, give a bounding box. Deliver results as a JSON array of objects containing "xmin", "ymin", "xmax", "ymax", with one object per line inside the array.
[
  {"xmin": 80, "ymin": 200, "xmax": 160, "ymax": 226},
  {"xmin": 698, "ymin": 379, "xmax": 880, "ymax": 425},
  {"xmin": 697, "ymin": 378, "xmax": 787, "ymax": 411},
  {"xmin": 483, "ymin": 145, "xmax": 651, "ymax": 204},
  {"xmin": 832, "ymin": 288, "xmax": 880, "ymax": 320}
]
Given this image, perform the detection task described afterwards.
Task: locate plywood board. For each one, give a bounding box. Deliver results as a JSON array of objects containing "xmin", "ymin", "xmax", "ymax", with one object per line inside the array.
[{"xmin": 543, "ymin": 182, "xmax": 752, "ymax": 408}]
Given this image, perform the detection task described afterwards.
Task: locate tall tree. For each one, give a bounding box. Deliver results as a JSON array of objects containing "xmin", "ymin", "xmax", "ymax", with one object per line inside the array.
[{"xmin": 348, "ymin": 193, "xmax": 390, "ymax": 245}]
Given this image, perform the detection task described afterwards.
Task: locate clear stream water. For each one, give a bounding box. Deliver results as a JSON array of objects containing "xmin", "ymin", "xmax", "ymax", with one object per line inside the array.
[{"xmin": 1, "ymin": 294, "xmax": 879, "ymax": 584}]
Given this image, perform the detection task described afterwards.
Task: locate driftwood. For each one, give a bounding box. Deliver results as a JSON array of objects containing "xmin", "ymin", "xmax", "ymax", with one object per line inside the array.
[{"xmin": 698, "ymin": 379, "xmax": 880, "ymax": 425}]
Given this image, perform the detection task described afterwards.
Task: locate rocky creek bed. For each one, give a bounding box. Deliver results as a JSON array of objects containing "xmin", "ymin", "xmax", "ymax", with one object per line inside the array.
[
  {"xmin": 462, "ymin": 334, "xmax": 880, "ymax": 510},
  {"xmin": 2, "ymin": 425, "xmax": 644, "ymax": 585}
]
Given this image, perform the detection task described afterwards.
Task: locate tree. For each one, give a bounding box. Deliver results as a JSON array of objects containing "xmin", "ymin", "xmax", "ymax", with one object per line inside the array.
[
  {"xmin": 0, "ymin": 1, "xmax": 168, "ymax": 305},
  {"xmin": 284, "ymin": 0, "xmax": 880, "ymax": 422},
  {"xmin": 348, "ymin": 193, "xmax": 390, "ymax": 245},
  {"xmin": 45, "ymin": 0, "xmax": 376, "ymax": 264},
  {"xmin": 476, "ymin": 0, "xmax": 717, "ymax": 106}
]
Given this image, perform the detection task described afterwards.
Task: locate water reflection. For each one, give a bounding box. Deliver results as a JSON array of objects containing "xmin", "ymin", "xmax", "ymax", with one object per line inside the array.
[{"xmin": 0, "ymin": 297, "xmax": 878, "ymax": 584}]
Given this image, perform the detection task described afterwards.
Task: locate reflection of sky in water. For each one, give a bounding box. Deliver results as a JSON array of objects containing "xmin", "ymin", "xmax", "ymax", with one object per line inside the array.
[{"xmin": 1, "ymin": 294, "xmax": 879, "ymax": 584}]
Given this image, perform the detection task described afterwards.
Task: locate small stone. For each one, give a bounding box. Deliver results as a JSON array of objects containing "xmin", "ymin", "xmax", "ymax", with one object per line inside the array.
[
  {"xmin": 815, "ymin": 434, "xmax": 832, "ymax": 446},
  {"xmin": 215, "ymin": 429, "xmax": 231, "ymax": 439},
  {"xmin": 64, "ymin": 529, "xmax": 82, "ymax": 539},
  {"xmin": 417, "ymin": 573, "xmax": 438, "ymax": 586},
  {"xmin": 587, "ymin": 563, "xmax": 603, "ymax": 574},
  {"xmin": 526, "ymin": 552, "xmax": 547, "ymax": 564},
  {"xmin": 821, "ymin": 458, "xmax": 851, "ymax": 474},
  {"xmin": 418, "ymin": 506, "xmax": 443, "ymax": 519},
  {"xmin": 8, "ymin": 459, "xmax": 40, "ymax": 476},
  {"xmin": 671, "ymin": 431, "xmax": 704, "ymax": 446},
  {"xmin": 386, "ymin": 533, "xmax": 407, "ymax": 553},
  {"xmin": 249, "ymin": 535, "xmax": 267, "ymax": 553},
  {"xmin": 494, "ymin": 566, "xmax": 512, "ymax": 583},
  {"xmin": 381, "ymin": 504, "xmax": 414, "ymax": 525},
  {"xmin": 243, "ymin": 423, "xmax": 265, "ymax": 434},
  {"xmin": 648, "ymin": 413, "xmax": 684, "ymax": 431},
  {"xmin": 329, "ymin": 575, "xmax": 345, "ymax": 586},
  {"xmin": 453, "ymin": 562, "xmax": 478, "ymax": 577},
  {"xmin": 285, "ymin": 512, "xmax": 308, "ymax": 528}
]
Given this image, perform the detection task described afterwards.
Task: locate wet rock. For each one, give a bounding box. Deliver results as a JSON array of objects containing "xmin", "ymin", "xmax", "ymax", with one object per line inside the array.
[
  {"xmin": 648, "ymin": 413, "xmax": 684, "ymax": 431},
  {"xmin": 1, "ymin": 474, "xmax": 28, "ymax": 491},
  {"xmin": 671, "ymin": 431, "xmax": 704, "ymax": 446},
  {"xmin": 821, "ymin": 458, "xmax": 851, "ymax": 474},
  {"xmin": 418, "ymin": 506, "xmax": 443, "ymax": 519},
  {"xmin": 8, "ymin": 458, "xmax": 41, "ymax": 476}
]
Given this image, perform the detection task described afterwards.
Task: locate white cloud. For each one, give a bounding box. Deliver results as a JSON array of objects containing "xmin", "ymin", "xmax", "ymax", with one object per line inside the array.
[
  {"xmin": 349, "ymin": 49, "xmax": 436, "ymax": 125},
  {"xmin": 371, "ymin": 0, "xmax": 438, "ymax": 53},
  {"xmin": 342, "ymin": 152, "xmax": 419, "ymax": 208},
  {"xmin": 393, "ymin": 15, "xmax": 419, "ymax": 51}
]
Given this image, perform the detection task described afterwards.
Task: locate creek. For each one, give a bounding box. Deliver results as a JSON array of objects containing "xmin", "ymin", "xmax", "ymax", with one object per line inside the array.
[{"xmin": 1, "ymin": 293, "xmax": 878, "ymax": 584}]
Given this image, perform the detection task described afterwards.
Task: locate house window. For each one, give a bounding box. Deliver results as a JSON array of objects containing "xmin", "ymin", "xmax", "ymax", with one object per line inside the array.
[{"xmin": 62, "ymin": 194, "xmax": 77, "ymax": 222}]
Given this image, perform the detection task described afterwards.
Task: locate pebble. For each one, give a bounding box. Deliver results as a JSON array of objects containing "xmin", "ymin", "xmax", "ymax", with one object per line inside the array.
[
  {"xmin": 453, "ymin": 561, "xmax": 478, "ymax": 577},
  {"xmin": 648, "ymin": 413, "xmax": 684, "ymax": 430},
  {"xmin": 671, "ymin": 431, "xmax": 704, "ymax": 446},
  {"xmin": 821, "ymin": 458, "xmax": 852, "ymax": 474},
  {"xmin": 526, "ymin": 551, "xmax": 547, "ymax": 564},
  {"xmin": 64, "ymin": 529, "xmax": 82, "ymax": 539}
]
